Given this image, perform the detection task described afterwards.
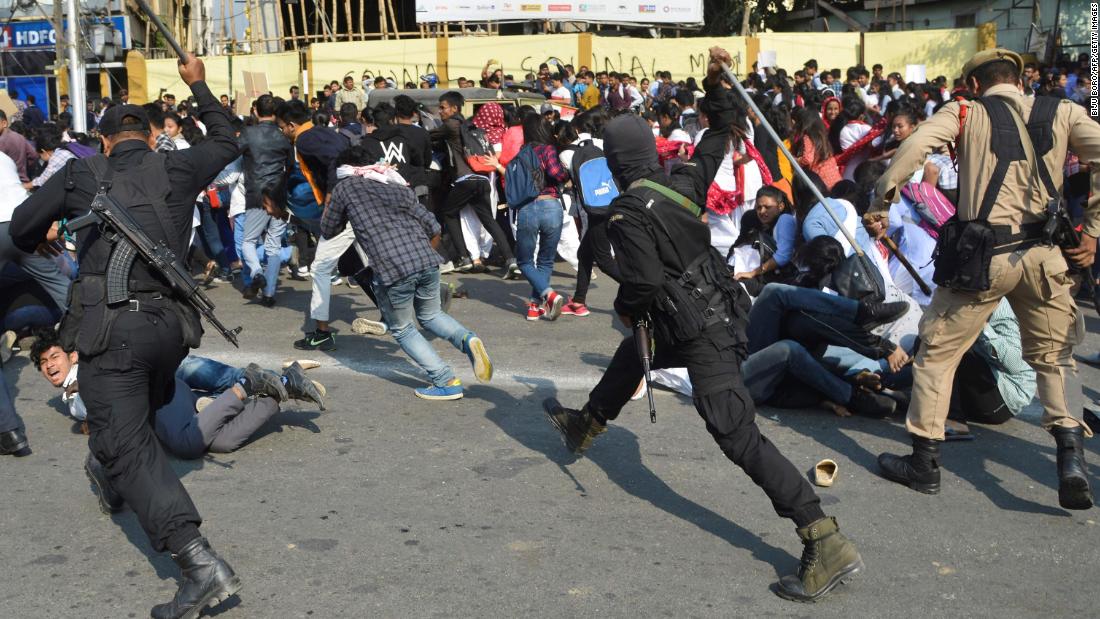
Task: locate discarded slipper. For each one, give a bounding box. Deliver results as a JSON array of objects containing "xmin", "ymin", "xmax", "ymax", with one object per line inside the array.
[
  {"xmin": 282, "ymin": 359, "xmax": 321, "ymax": 370},
  {"xmin": 813, "ymin": 459, "xmax": 838, "ymax": 487}
]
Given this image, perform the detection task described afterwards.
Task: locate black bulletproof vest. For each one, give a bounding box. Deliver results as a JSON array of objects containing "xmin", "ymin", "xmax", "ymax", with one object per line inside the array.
[{"xmin": 74, "ymin": 151, "xmax": 179, "ymax": 289}]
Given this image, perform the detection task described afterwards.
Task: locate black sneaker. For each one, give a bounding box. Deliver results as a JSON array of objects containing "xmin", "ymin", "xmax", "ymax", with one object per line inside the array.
[
  {"xmin": 294, "ymin": 330, "xmax": 336, "ymax": 351},
  {"xmin": 259, "ymin": 295, "xmax": 276, "ymax": 308},
  {"xmin": 454, "ymin": 257, "xmax": 474, "ymax": 273},
  {"xmin": 240, "ymin": 363, "xmax": 289, "ymax": 401},
  {"xmin": 242, "ymin": 274, "xmax": 266, "ymax": 300},
  {"xmin": 283, "ymin": 361, "xmax": 327, "ymax": 410},
  {"xmin": 847, "ymin": 388, "xmax": 896, "ymax": 418}
]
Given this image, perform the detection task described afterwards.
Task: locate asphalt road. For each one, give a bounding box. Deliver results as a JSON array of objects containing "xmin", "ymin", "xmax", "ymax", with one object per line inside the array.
[{"xmin": 2, "ymin": 266, "xmax": 1099, "ymax": 618}]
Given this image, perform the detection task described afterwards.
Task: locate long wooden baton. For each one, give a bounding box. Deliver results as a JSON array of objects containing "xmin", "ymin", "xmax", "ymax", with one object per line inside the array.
[
  {"xmin": 133, "ymin": 0, "xmax": 188, "ymax": 63},
  {"xmin": 883, "ymin": 236, "xmax": 933, "ymax": 297}
]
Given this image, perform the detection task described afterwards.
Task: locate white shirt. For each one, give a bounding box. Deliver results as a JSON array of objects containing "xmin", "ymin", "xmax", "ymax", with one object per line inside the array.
[
  {"xmin": 559, "ymin": 133, "xmax": 603, "ymax": 171},
  {"xmin": 0, "ymin": 153, "xmax": 29, "ymax": 223},
  {"xmin": 61, "ymin": 364, "xmax": 86, "ymax": 421},
  {"xmin": 838, "ymin": 122, "xmax": 880, "ymax": 181},
  {"xmin": 551, "ymin": 86, "xmax": 572, "ymax": 101}
]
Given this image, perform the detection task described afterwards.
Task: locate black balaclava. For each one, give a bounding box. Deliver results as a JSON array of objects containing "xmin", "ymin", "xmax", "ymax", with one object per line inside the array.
[{"xmin": 603, "ymin": 114, "xmax": 660, "ymax": 187}]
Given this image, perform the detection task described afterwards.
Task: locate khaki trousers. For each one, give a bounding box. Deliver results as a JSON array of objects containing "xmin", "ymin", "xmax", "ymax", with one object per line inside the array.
[{"xmin": 908, "ymin": 245, "xmax": 1089, "ymax": 440}]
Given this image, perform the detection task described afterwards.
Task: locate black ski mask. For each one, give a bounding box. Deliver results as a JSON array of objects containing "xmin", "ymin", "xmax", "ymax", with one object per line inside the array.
[{"xmin": 603, "ymin": 114, "xmax": 660, "ymax": 187}]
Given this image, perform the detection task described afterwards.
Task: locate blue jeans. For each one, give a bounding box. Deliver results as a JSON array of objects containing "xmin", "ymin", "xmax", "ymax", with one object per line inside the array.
[
  {"xmin": 0, "ymin": 365, "xmax": 21, "ymax": 433},
  {"xmin": 821, "ymin": 345, "xmax": 913, "ymax": 390},
  {"xmin": 176, "ymin": 355, "xmax": 243, "ymax": 394},
  {"xmin": 373, "ymin": 268, "xmax": 472, "ymax": 388},
  {"xmin": 514, "ymin": 198, "xmax": 564, "ymax": 300},
  {"xmin": 241, "ymin": 209, "xmax": 286, "ymax": 296},
  {"xmin": 198, "ymin": 201, "xmax": 229, "ymax": 270},
  {"xmin": 748, "ymin": 283, "xmax": 859, "ymax": 354},
  {"xmin": 743, "ymin": 340, "xmax": 852, "ymax": 406}
]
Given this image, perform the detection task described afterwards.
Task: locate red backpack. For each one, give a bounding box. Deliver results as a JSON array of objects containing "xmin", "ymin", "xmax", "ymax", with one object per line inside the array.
[{"xmin": 900, "ymin": 181, "xmax": 956, "ymax": 239}]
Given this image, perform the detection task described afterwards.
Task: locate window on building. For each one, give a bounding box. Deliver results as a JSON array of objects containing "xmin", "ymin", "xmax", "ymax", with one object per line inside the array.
[{"xmin": 955, "ymin": 14, "xmax": 976, "ymax": 28}]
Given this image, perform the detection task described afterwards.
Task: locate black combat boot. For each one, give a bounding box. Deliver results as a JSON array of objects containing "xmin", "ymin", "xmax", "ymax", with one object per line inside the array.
[
  {"xmin": 855, "ymin": 299, "xmax": 909, "ymax": 330},
  {"xmin": 543, "ymin": 398, "xmax": 606, "ymax": 456},
  {"xmin": 151, "ymin": 537, "xmax": 241, "ymax": 619},
  {"xmin": 775, "ymin": 517, "xmax": 863, "ymax": 603},
  {"xmin": 878, "ymin": 435, "xmax": 941, "ymax": 494},
  {"xmin": 0, "ymin": 428, "xmax": 30, "ymax": 456},
  {"xmin": 84, "ymin": 452, "xmax": 123, "ymax": 514},
  {"xmin": 1051, "ymin": 426, "xmax": 1093, "ymax": 510}
]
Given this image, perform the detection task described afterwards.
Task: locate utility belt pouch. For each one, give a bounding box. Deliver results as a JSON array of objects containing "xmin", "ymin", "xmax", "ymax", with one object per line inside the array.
[
  {"xmin": 58, "ymin": 277, "xmax": 83, "ymax": 353},
  {"xmin": 652, "ymin": 281, "xmax": 708, "ymax": 344},
  {"xmin": 71, "ymin": 276, "xmax": 120, "ymax": 356},
  {"xmin": 932, "ymin": 216, "xmax": 995, "ymax": 292}
]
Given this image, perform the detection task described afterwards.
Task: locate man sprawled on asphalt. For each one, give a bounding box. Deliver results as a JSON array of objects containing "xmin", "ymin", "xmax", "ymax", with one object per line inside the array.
[
  {"xmin": 543, "ymin": 47, "xmax": 863, "ymax": 603},
  {"xmin": 31, "ymin": 328, "xmax": 325, "ymax": 506},
  {"xmin": 8, "ymin": 54, "xmax": 244, "ymax": 619},
  {"xmin": 322, "ymin": 145, "xmax": 494, "ymax": 400}
]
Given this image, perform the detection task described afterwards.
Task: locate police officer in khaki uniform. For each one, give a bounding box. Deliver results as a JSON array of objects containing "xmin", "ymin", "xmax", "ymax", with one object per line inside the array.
[{"xmin": 873, "ymin": 49, "xmax": 1100, "ymax": 510}]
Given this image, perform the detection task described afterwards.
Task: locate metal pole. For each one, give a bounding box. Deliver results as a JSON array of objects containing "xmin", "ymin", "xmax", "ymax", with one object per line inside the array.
[
  {"xmin": 720, "ymin": 62, "xmax": 866, "ymax": 257},
  {"xmin": 64, "ymin": 0, "xmax": 86, "ymax": 133}
]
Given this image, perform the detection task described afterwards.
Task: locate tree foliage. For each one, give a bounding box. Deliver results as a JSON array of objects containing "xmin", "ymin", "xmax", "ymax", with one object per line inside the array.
[{"xmin": 701, "ymin": 0, "xmax": 815, "ymax": 36}]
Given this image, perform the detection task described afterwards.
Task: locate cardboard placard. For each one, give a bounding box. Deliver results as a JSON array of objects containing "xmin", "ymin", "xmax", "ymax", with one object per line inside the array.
[
  {"xmin": 234, "ymin": 91, "xmax": 250, "ymax": 118},
  {"xmin": 905, "ymin": 64, "xmax": 927, "ymax": 84},
  {"xmin": 242, "ymin": 70, "xmax": 269, "ymax": 97},
  {"xmin": 758, "ymin": 50, "xmax": 777, "ymax": 69},
  {"xmin": 0, "ymin": 91, "xmax": 17, "ymax": 118}
]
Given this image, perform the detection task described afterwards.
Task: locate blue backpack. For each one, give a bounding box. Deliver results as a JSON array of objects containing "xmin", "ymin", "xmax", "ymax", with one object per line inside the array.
[
  {"xmin": 570, "ymin": 139, "xmax": 618, "ymax": 212},
  {"xmin": 504, "ymin": 144, "xmax": 544, "ymax": 209}
]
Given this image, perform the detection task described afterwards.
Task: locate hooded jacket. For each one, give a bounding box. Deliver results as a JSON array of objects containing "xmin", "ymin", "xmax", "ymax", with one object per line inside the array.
[{"xmin": 362, "ymin": 122, "xmax": 434, "ymax": 189}]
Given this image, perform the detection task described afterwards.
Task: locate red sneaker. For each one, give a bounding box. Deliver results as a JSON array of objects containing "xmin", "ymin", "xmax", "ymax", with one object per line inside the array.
[
  {"xmin": 561, "ymin": 299, "xmax": 590, "ymax": 317},
  {"xmin": 526, "ymin": 302, "xmax": 545, "ymax": 321},
  {"xmin": 543, "ymin": 291, "xmax": 565, "ymax": 321}
]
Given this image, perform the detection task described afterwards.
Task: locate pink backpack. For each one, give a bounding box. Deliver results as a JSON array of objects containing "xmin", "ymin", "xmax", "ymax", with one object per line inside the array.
[{"xmin": 900, "ymin": 181, "xmax": 956, "ymax": 239}]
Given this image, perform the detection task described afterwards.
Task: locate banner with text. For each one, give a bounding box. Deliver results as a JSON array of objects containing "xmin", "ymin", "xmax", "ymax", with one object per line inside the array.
[{"xmin": 414, "ymin": 1, "xmax": 703, "ymax": 25}]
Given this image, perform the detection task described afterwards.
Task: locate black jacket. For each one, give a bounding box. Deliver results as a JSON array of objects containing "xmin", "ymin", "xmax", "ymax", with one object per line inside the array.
[
  {"xmin": 431, "ymin": 115, "xmax": 474, "ymax": 180},
  {"xmin": 239, "ymin": 119, "xmax": 293, "ymax": 209},
  {"xmin": 10, "ymin": 80, "xmax": 239, "ymax": 255}
]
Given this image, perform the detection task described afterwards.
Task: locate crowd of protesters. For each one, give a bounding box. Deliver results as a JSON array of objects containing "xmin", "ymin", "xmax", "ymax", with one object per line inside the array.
[{"xmin": 3, "ymin": 47, "xmax": 1099, "ymax": 461}]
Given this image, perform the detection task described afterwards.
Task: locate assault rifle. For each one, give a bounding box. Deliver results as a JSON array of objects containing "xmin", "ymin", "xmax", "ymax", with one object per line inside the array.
[
  {"xmin": 634, "ymin": 319, "xmax": 657, "ymax": 423},
  {"xmin": 68, "ymin": 190, "xmax": 242, "ymax": 347}
]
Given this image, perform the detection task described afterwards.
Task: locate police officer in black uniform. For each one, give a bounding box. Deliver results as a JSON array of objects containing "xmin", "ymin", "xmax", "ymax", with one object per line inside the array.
[
  {"xmin": 544, "ymin": 48, "xmax": 864, "ymax": 602},
  {"xmin": 9, "ymin": 55, "xmax": 243, "ymax": 619}
]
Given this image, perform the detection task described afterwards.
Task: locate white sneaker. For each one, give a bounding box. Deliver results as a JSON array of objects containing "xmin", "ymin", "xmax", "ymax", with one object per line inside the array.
[
  {"xmin": 296, "ymin": 266, "xmax": 310, "ymax": 277},
  {"xmin": 352, "ymin": 318, "xmax": 388, "ymax": 336},
  {"xmin": 330, "ymin": 275, "xmax": 343, "ymax": 286},
  {"xmin": 439, "ymin": 261, "xmax": 456, "ymax": 274},
  {"xmin": 0, "ymin": 330, "xmax": 15, "ymax": 364}
]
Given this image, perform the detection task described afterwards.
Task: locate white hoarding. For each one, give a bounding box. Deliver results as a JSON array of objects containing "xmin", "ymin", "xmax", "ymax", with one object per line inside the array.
[{"xmin": 415, "ymin": 1, "xmax": 704, "ymax": 25}]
